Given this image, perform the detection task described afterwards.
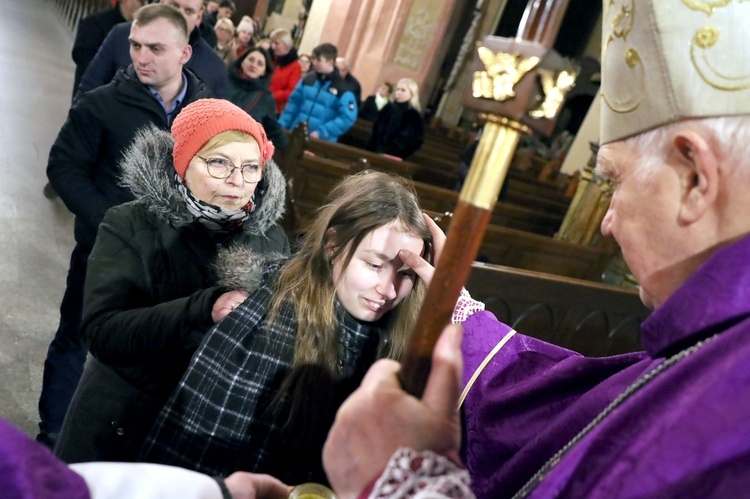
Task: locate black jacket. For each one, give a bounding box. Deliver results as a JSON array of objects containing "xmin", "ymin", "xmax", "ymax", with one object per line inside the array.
[
  {"xmin": 366, "ymin": 101, "xmax": 424, "ymax": 159},
  {"xmin": 55, "ymin": 126, "xmax": 290, "ymax": 463},
  {"xmin": 359, "ymin": 95, "xmax": 380, "ymax": 121},
  {"xmin": 71, "ymin": 3, "xmax": 126, "ymax": 95},
  {"xmin": 47, "ymin": 65, "xmax": 212, "ymax": 248},
  {"xmin": 228, "ymin": 60, "xmax": 289, "ymax": 150},
  {"xmin": 341, "ymin": 72, "xmax": 362, "ymax": 108}
]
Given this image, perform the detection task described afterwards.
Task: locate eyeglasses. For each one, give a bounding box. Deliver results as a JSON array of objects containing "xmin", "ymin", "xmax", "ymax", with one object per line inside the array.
[{"xmin": 197, "ymin": 156, "xmax": 262, "ymax": 183}]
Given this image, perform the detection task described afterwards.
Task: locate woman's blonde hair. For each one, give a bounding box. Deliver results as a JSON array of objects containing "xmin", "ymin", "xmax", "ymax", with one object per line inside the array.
[
  {"xmin": 396, "ymin": 77, "xmax": 421, "ymax": 112},
  {"xmin": 214, "ymin": 17, "xmax": 234, "ymax": 34},
  {"xmin": 196, "ymin": 130, "xmax": 256, "ymax": 158},
  {"xmin": 269, "ymin": 28, "xmax": 293, "ymax": 49},
  {"xmin": 269, "ymin": 171, "xmax": 432, "ymax": 373}
]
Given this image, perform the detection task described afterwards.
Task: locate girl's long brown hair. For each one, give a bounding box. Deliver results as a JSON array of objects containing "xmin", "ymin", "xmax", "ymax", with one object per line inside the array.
[{"xmin": 268, "ymin": 171, "xmax": 432, "ymax": 373}]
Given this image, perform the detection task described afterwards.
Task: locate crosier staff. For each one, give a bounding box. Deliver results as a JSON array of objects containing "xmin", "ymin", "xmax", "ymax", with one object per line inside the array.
[{"xmin": 399, "ymin": 0, "xmax": 576, "ymax": 396}]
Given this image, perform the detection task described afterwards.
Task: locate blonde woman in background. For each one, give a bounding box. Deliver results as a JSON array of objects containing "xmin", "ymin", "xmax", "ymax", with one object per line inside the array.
[
  {"xmin": 213, "ymin": 17, "xmax": 236, "ymax": 67},
  {"xmin": 366, "ymin": 78, "xmax": 424, "ymax": 159},
  {"xmin": 268, "ymin": 28, "xmax": 301, "ymax": 113}
]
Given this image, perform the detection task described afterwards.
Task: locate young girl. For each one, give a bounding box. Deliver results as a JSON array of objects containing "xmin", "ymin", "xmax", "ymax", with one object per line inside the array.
[{"xmin": 141, "ymin": 171, "xmax": 436, "ymax": 485}]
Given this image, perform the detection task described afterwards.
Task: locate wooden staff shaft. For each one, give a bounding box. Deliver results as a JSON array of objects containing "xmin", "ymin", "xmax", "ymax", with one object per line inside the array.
[
  {"xmin": 398, "ymin": 0, "xmax": 570, "ymax": 397},
  {"xmin": 399, "ymin": 121, "xmax": 522, "ymax": 397}
]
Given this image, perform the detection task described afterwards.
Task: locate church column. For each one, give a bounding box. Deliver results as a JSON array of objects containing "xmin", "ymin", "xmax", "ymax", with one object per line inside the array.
[
  {"xmin": 436, "ymin": 0, "xmax": 508, "ymax": 126},
  {"xmin": 299, "ymin": 0, "xmax": 462, "ymax": 103}
]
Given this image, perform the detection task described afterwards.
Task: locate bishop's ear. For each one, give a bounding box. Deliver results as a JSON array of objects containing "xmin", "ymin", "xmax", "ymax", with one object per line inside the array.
[{"xmin": 673, "ymin": 130, "xmax": 719, "ymax": 224}]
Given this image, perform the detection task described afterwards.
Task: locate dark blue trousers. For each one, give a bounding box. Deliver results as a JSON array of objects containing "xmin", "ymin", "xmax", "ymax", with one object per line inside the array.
[{"xmin": 37, "ymin": 243, "xmax": 90, "ymax": 444}]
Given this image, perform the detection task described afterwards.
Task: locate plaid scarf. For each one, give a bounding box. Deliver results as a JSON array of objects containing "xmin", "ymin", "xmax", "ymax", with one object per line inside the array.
[{"xmin": 140, "ymin": 259, "xmax": 381, "ymax": 484}]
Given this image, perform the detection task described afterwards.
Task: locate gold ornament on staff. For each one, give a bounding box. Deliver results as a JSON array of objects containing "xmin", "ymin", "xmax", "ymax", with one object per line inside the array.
[{"xmin": 399, "ymin": 0, "xmax": 578, "ymax": 397}]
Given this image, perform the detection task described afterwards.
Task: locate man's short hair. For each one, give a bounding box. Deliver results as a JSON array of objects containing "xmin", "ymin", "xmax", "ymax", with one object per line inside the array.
[
  {"xmin": 218, "ymin": 0, "xmax": 235, "ymax": 11},
  {"xmin": 312, "ymin": 43, "xmax": 337, "ymax": 62},
  {"xmin": 134, "ymin": 4, "xmax": 189, "ymax": 42}
]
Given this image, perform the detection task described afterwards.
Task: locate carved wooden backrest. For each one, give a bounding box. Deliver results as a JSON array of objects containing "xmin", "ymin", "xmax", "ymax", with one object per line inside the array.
[{"xmin": 466, "ymin": 262, "xmax": 648, "ymax": 356}]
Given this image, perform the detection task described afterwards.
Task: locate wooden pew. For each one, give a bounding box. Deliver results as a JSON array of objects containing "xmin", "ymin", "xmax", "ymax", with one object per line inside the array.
[
  {"xmin": 307, "ymin": 138, "xmax": 457, "ymax": 189},
  {"xmin": 338, "ymin": 119, "xmax": 575, "ymax": 212},
  {"xmin": 343, "ymin": 118, "xmax": 470, "ymax": 155},
  {"xmin": 306, "ymin": 139, "xmax": 567, "ymax": 233},
  {"xmin": 281, "ymin": 125, "xmax": 617, "ymax": 282},
  {"xmin": 399, "ymin": 175, "xmax": 563, "ymax": 236},
  {"xmin": 466, "ymin": 262, "xmax": 648, "ymax": 356},
  {"xmin": 284, "ymin": 154, "xmax": 350, "ymax": 236},
  {"xmin": 427, "ymin": 212, "xmax": 615, "ymax": 281}
]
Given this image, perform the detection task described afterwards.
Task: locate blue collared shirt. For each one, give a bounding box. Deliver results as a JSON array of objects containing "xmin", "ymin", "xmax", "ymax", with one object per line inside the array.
[{"xmin": 148, "ymin": 72, "xmax": 189, "ymax": 124}]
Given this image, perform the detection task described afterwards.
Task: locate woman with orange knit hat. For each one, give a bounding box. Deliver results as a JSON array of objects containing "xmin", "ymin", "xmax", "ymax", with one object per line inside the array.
[{"xmin": 55, "ymin": 99, "xmax": 290, "ymax": 464}]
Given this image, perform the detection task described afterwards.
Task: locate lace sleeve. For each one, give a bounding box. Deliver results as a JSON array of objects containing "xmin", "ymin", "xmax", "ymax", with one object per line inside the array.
[
  {"xmin": 367, "ymin": 448, "xmax": 474, "ymax": 499},
  {"xmin": 451, "ymin": 288, "xmax": 485, "ymax": 324}
]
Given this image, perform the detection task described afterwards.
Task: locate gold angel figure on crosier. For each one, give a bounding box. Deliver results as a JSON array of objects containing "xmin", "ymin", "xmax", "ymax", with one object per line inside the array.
[
  {"xmin": 472, "ymin": 47, "xmax": 541, "ymax": 101},
  {"xmin": 529, "ymin": 69, "xmax": 578, "ymax": 120}
]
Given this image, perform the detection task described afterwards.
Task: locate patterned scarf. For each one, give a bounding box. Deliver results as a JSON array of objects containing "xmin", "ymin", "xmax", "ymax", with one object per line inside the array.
[
  {"xmin": 177, "ymin": 174, "xmax": 254, "ymax": 232},
  {"xmin": 375, "ymin": 93, "xmax": 390, "ymax": 111},
  {"xmin": 141, "ymin": 259, "xmax": 381, "ymax": 485}
]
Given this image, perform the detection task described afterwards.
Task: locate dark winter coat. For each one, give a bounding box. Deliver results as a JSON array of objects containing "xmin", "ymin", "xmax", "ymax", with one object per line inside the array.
[
  {"xmin": 142, "ymin": 261, "xmax": 381, "ymax": 484},
  {"xmin": 228, "ymin": 60, "xmax": 289, "ymax": 150},
  {"xmin": 71, "ymin": 3, "xmax": 126, "ymax": 95},
  {"xmin": 47, "ymin": 65, "xmax": 212, "ymax": 249},
  {"xmin": 269, "ymin": 48, "xmax": 302, "ymax": 113},
  {"xmin": 359, "ymin": 95, "xmax": 382, "ymax": 121},
  {"xmin": 367, "ymin": 101, "xmax": 424, "ymax": 159},
  {"xmin": 76, "ymin": 22, "xmax": 230, "ymax": 100},
  {"xmin": 278, "ymin": 71, "xmax": 357, "ymax": 142},
  {"xmin": 54, "ymin": 126, "xmax": 289, "ymax": 464},
  {"xmin": 341, "ymin": 72, "xmax": 362, "ymax": 108}
]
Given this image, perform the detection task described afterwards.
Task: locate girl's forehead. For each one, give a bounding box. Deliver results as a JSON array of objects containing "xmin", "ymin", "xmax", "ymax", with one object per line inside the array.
[{"xmin": 355, "ymin": 222, "xmax": 423, "ymax": 255}]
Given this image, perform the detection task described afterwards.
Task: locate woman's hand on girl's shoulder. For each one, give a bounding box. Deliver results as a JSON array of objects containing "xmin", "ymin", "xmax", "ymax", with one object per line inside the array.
[{"xmin": 212, "ymin": 289, "xmax": 250, "ymax": 323}]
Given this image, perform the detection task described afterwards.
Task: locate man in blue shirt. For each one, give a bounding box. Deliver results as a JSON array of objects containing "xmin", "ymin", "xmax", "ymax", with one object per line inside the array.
[
  {"xmin": 37, "ymin": 3, "xmax": 212, "ymax": 449},
  {"xmin": 75, "ymin": 0, "xmax": 229, "ymax": 101}
]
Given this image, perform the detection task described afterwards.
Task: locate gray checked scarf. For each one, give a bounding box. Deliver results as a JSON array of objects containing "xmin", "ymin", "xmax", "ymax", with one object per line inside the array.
[{"xmin": 140, "ymin": 259, "xmax": 382, "ymax": 485}]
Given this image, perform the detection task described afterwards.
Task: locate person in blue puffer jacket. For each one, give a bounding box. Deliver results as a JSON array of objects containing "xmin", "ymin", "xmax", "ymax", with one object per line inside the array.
[{"xmin": 279, "ymin": 43, "xmax": 357, "ymax": 142}]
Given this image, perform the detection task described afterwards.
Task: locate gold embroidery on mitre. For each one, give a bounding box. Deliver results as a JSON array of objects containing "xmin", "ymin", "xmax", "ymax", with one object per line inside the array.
[
  {"xmin": 611, "ymin": 0, "xmax": 635, "ymax": 40},
  {"xmin": 601, "ymin": 0, "xmax": 644, "ymax": 114},
  {"xmin": 690, "ymin": 25, "xmax": 750, "ymax": 90},
  {"xmin": 682, "ymin": 0, "xmax": 732, "ymax": 15},
  {"xmin": 472, "ymin": 47, "xmax": 540, "ymax": 101},
  {"xmin": 529, "ymin": 69, "xmax": 578, "ymax": 120}
]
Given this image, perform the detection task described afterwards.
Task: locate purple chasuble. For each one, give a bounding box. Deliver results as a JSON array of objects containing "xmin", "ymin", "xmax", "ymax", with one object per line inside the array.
[
  {"xmin": 461, "ymin": 233, "xmax": 750, "ymax": 498},
  {"xmin": 0, "ymin": 418, "xmax": 89, "ymax": 498}
]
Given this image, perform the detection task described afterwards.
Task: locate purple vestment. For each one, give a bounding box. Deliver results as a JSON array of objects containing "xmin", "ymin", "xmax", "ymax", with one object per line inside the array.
[
  {"xmin": 0, "ymin": 418, "xmax": 88, "ymax": 498},
  {"xmin": 461, "ymin": 233, "xmax": 750, "ymax": 498}
]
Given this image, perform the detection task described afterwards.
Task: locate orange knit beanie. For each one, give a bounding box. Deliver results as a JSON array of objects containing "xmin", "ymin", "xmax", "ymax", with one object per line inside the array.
[{"xmin": 171, "ymin": 98, "xmax": 275, "ymax": 179}]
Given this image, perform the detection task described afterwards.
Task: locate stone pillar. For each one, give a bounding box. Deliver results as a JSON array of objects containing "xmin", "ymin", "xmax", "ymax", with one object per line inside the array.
[
  {"xmin": 557, "ymin": 142, "xmax": 612, "ymax": 246},
  {"xmin": 298, "ymin": 0, "xmax": 334, "ymax": 55},
  {"xmin": 299, "ymin": 0, "xmax": 462, "ymax": 106},
  {"xmin": 436, "ymin": 0, "xmax": 508, "ymax": 126}
]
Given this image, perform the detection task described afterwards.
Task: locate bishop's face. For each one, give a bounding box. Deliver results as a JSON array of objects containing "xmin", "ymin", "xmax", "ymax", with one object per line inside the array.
[{"xmin": 598, "ymin": 140, "xmax": 687, "ymax": 309}]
